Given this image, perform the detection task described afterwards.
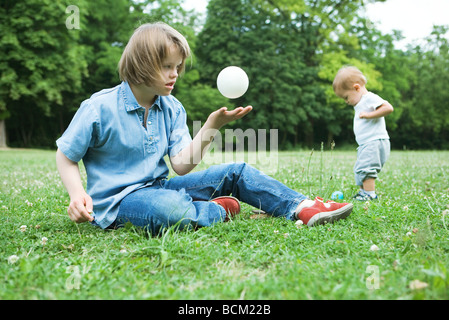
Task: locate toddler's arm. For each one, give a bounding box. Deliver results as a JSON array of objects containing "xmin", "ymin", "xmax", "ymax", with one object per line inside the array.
[
  {"xmin": 56, "ymin": 149, "xmax": 94, "ymax": 224},
  {"xmin": 170, "ymin": 106, "xmax": 252, "ymax": 175},
  {"xmin": 360, "ymin": 102, "xmax": 394, "ymax": 119}
]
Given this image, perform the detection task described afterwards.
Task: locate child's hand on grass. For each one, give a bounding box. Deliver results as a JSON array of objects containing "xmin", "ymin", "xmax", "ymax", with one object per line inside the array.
[{"xmin": 68, "ymin": 192, "xmax": 94, "ymax": 224}]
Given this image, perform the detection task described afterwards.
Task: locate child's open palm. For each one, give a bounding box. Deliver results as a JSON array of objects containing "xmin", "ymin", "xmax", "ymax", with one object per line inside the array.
[{"xmin": 208, "ymin": 106, "xmax": 253, "ymax": 129}]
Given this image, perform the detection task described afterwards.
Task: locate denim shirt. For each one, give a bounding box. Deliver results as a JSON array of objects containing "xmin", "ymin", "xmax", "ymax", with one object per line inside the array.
[{"xmin": 56, "ymin": 81, "xmax": 192, "ymax": 229}]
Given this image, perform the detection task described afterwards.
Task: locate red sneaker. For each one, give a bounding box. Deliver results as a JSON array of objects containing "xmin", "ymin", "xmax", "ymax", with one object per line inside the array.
[
  {"xmin": 211, "ymin": 196, "xmax": 241, "ymax": 221},
  {"xmin": 297, "ymin": 197, "xmax": 353, "ymax": 227}
]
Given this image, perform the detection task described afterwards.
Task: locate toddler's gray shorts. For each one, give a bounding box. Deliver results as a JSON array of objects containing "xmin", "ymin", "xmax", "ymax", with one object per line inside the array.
[{"xmin": 354, "ymin": 139, "xmax": 390, "ymax": 186}]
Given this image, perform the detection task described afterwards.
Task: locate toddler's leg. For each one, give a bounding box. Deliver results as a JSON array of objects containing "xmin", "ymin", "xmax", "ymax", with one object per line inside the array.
[
  {"xmin": 363, "ymin": 177, "xmax": 376, "ymax": 192},
  {"xmin": 354, "ymin": 140, "xmax": 390, "ymax": 200},
  {"xmin": 354, "ymin": 141, "xmax": 382, "ymax": 189},
  {"xmin": 354, "ymin": 140, "xmax": 390, "ymax": 188}
]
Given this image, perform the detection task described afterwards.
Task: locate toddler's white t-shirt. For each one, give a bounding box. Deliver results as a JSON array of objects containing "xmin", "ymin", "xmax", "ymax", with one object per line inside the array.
[{"xmin": 353, "ymin": 92, "xmax": 390, "ymax": 145}]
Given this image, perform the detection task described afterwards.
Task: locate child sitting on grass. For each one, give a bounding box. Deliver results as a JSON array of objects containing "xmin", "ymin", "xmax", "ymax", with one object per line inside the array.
[
  {"xmin": 56, "ymin": 22, "xmax": 354, "ymax": 234},
  {"xmin": 333, "ymin": 66, "xmax": 394, "ymax": 201}
]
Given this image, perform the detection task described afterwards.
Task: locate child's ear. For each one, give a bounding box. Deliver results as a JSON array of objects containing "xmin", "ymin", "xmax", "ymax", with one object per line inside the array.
[{"xmin": 353, "ymin": 83, "xmax": 361, "ymax": 91}]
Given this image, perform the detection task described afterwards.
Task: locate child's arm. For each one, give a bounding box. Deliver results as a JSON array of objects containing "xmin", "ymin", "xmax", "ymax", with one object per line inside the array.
[
  {"xmin": 360, "ymin": 102, "xmax": 394, "ymax": 119},
  {"xmin": 56, "ymin": 149, "xmax": 94, "ymax": 224},
  {"xmin": 170, "ymin": 106, "xmax": 253, "ymax": 175}
]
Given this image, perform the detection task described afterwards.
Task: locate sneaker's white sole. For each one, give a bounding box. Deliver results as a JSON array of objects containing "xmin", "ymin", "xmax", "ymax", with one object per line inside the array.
[{"xmin": 307, "ymin": 203, "xmax": 354, "ymax": 227}]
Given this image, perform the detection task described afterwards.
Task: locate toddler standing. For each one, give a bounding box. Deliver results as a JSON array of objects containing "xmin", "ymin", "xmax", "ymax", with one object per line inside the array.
[{"xmin": 333, "ymin": 66, "xmax": 394, "ymax": 201}]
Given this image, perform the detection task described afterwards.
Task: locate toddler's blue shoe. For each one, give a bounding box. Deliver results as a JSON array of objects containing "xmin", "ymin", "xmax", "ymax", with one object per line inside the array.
[{"xmin": 353, "ymin": 190, "xmax": 378, "ymax": 201}]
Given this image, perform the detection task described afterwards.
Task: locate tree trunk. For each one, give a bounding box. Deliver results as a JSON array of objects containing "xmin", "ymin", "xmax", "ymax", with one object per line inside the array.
[{"xmin": 0, "ymin": 119, "xmax": 7, "ymax": 148}]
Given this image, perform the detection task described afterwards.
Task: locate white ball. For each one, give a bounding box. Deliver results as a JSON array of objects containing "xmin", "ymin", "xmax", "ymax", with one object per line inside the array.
[{"xmin": 217, "ymin": 66, "xmax": 249, "ymax": 99}]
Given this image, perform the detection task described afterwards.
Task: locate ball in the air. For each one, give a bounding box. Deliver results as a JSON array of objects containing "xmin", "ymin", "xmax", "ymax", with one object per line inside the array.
[
  {"xmin": 217, "ymin": 66, "xmax": 249, "ymax": 99},
  {"xmin": 331, "ymin": 191, "xmax": 344, "ymax": 200}
]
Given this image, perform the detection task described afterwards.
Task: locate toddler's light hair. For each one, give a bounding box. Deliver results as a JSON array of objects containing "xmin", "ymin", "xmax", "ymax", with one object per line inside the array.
[
  {"xmin": 118, "ymin": 22, "xmax": 191, "ymax": 86},
  {"xmin": 333, "ymin": 66, "xmax": 367, "ymax": 93}
]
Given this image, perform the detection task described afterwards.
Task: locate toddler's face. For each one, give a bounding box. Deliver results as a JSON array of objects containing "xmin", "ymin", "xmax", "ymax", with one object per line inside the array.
[{"xmin": 336, "ymin": 85, "xmax": 365, "ymax": 106}]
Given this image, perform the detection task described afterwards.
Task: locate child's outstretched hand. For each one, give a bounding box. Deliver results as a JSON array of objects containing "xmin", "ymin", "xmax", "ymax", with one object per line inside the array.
[
  {"xmin": 208, "ymin": 106, "xmax": 253, "ymax": 129},
  {"xmin": 170, "ymin": 105, "xmax": 253, "ymax": 175}
]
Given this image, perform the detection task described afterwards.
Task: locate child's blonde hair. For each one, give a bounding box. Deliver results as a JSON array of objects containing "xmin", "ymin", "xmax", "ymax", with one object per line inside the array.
[
  {"xmin": 333, "ymin": 66, "xmax": 367, "ymax": 93},
  {"xmin": 118, "ymin": 22, "xmax": 191, "ymax": 86}
]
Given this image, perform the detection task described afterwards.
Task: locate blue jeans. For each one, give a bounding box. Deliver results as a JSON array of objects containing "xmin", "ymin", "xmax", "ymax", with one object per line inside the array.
[{"xmin": 115, "ymin": 162, "xmax": 307, "ymax": 234}]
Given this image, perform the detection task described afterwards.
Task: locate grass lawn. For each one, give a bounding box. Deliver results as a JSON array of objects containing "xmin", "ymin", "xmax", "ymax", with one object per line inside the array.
[{"xmin": 1, "ymin": 148, "xmax": 448, "ymax": 300}]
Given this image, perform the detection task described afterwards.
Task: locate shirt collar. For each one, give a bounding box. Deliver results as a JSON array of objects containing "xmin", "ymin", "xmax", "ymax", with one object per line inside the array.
[{"xmin": 121, "ymin": 81, "xmax": 162, "ymax": 112}]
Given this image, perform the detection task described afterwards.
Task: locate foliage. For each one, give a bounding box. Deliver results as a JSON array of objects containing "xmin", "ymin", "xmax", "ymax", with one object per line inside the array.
[
  {"xmin": 197, "ymin": 0, "xmax": 308, "ymax": 146},
  {"xmin": 0, "ymin": 0, "xmax": 448, "ymax": 149},
  {"xmin": 0, "ymin": 0, "xmax": 88, "ymax": 146},
  {"xmin": 397, "ymin": 26, "xmax": 449, "ymax": 149},
  {"xmin": 196, "ymin": 0, "xmax": 387, "ymax": 148}
]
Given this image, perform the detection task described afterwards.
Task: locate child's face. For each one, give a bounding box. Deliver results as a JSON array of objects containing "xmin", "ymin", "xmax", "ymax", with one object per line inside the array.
[
  {"xmin": 336, "ymin": 84, "xmax": 365, "ymax": 106},
  {"xmin": 153, "ymin": 46, "xmax": 184, "ymax": 96}
]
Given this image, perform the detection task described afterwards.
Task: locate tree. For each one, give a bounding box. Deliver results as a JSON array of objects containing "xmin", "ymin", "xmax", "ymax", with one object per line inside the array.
[
  {"xmin": 196, "ymin": 0, "xmax": 314, "ymax": 148},
  {"xmin": 196, "ymin": 0, "xmax": 387, "ymax": 148},
  {"xmin": 0, "ymin": 0, "xmax": 204, "ymax": 148},
  {"xmin": 397, "ymin": 26, "xmax": 449, "ymax": 149},
  {"xmin": 317, "ymin": 11, "xmax": 401, "ymax": 146},
  {"xmin": 0, "ymin": 0, "xmax": 88, "ymax": 147}
]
